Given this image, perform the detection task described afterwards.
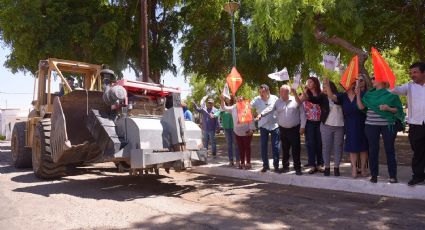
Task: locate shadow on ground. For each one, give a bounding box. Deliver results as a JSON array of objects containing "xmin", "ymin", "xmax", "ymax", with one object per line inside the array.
[
  {"xmin": 124, "ymin": 178, "xmax": 425, "ymax": 230},
  {"xmin": 2, "ymin": 140, "xmax": 425, "ymax": 229},
  {"xmin": 12, "ymin": 173, "xmax": 197, "ymax": 201}
]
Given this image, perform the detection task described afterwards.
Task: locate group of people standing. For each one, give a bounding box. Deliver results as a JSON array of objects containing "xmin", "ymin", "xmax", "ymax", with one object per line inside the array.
[{"xmin": 190, "ymin": 61, "xmax": 425, "ymax": 186}]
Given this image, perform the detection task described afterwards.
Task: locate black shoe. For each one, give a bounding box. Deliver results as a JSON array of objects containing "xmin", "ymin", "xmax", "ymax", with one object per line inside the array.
[
  {"xmin": 308, "ymin": 167, "xmax": 317, "ymax": 174},
  {"xmin": 295, "ymin": 170, "xmax": 302, "ymax": 176},
  {"xmin": 261, "ymin": 167, "xmax": 269, "ymax": 173},
  {"xmin": 370, "ymin": 176, "xmax": 378, "ymax": 183},
  {"xmin": 274, "ymin": 168, "xmax": 281, "ymax": 173},
  {"xmin": 334, "ymin": 167, "xmax": 340, "ymax": 177},
  {"xmin": 407, "ymin": 178, "xmax": 424, "ymax": 186},
  {"xmin": 389, "ymin": 177, "xmax": 398, "ymax": 184},
  {"xmin": 324, "ymin": 168, "xmax": 330, "ymax": 176},
  {"xmin": 281, "ymin": 168, "xmax": 290, "ymax": 173}
]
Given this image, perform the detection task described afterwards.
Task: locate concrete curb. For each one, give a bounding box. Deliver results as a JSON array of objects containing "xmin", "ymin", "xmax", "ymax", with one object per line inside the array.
[{"xmin": 191, "ymin": 162, "xmax": 425, "ymax": 200}]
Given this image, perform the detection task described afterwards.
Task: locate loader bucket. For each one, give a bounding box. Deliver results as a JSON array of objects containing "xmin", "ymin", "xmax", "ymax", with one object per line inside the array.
[{"xmin": 49, "ymin": 90, "xmax": 111, "ymax": 164}]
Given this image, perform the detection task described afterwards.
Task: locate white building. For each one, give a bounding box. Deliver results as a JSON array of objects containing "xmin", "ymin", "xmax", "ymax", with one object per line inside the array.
[{"xmin": 0, "ymin": 108, "xmax": 29, "ymax": 141}]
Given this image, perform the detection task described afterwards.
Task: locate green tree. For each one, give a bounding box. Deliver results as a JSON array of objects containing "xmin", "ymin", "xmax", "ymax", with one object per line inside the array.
[
  {"xmin": 0, "ymin": 0, "xmax": 181, "ymax": 82},
  {"xmin": 1, "ymin": 0, "xmax": 422, "ymax": 89},
  {"xmin": 247, "ymin": 0, "xmax": 424, "ymax": 87},
  {"xmin": 364, "ymin": 0, "xmax": 425, "ymax": 62},
  {"xmin": 179, "ymin": 0, "xmax": 307, "ymax": 86}
]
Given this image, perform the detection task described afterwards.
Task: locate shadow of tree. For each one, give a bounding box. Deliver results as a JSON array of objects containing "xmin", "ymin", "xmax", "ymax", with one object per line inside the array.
[
  {"xmin": 9, "ymin": 165, "xmax": 124, "ymax": 183},
  {"xmin": 125, "ymin": 183, "xmax": 425, "ymax": 229}
]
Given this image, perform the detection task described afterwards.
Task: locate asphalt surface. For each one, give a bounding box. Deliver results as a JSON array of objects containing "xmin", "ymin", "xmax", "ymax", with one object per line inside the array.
[{"xmin": 1, "ymin": 141, "xmax": 425, "ymax": 230}]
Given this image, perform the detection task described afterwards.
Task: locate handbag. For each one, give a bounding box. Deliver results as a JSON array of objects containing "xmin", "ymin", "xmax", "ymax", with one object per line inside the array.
[{"xmin": 394, "ymin": 119, "xmax": 405, "ymax": 132}]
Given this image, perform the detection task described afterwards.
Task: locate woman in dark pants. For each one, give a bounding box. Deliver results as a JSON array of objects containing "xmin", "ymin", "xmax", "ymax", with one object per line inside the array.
[
  {"xmin": 299, "ymin": 77, "xmax": 324, "ymax": 174},
  {"xmin": 325, "ymin": 76, "xmax": 369, "ymax": 178},
  {"xmin": 356, "ymin": 78, "xmax": 404, "ymax": 183}
]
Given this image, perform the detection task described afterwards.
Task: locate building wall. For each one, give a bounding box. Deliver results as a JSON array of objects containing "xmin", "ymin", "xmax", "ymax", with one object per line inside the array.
[{"xmin": 0, "ymin": 108, "xmax": 29, "ymax": 141}]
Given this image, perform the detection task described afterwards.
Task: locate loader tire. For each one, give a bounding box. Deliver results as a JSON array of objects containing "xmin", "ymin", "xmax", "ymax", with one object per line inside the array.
[
  {"xmin": 32, "ymin": 119, "xmax": 66, "ymax": 179},
  {"xmin": 11, "ymin": 122, "xmax": 32, "ymax": 168}
]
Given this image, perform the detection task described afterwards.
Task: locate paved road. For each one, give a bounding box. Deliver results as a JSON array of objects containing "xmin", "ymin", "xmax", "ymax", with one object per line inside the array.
[{"xmin": 1, "ymin": 142, "xmax": 424, "ymax": 230}]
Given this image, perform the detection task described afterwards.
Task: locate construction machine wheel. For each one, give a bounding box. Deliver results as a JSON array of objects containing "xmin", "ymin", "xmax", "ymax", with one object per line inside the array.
[
  {"xmin": 32, "ymin": 119, "xmax": 66, "ymax": 179},
  {"xmin": 11, "ymin": 122, "xmax": 32, "ymax": 168}
]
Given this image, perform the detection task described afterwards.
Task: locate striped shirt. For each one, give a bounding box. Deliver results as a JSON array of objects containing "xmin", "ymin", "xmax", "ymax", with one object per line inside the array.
[{"xmin": 365, "ymin": 110, "xmax": 390, "ymax": 126}]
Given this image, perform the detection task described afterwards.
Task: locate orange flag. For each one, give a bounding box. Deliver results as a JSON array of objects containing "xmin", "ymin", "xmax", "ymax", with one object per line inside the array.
[
  {"xmin": 371, "ymin": 47, "xmax": 396, "ymax": 89},
  {"xmin": 236, "ymin": 100, "xmax": 253, "ymax": 124},
  {"xmin": 226, "ymin": 67, "xmax": 243, "ymax": 96},
  {"xmin": 340, "ymin": 55, "xmax": 359, "ymax": 91}
]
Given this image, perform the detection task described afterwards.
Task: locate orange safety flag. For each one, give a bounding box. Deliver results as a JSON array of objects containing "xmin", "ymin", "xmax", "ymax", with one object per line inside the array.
[
  {"xmin": 226, "ymin": 67, "xmax": 243, "ymax": 96},
  {"xmin": 236, "ymin": 100, "xmax": 253, "ymax": 124},
  {"xmin": 371, "ymin": 47, "xmax": 396, "ymax": 89},
  {"xmin": 340, "ymin": 55, "xmax": 359, "ymax": 91}
]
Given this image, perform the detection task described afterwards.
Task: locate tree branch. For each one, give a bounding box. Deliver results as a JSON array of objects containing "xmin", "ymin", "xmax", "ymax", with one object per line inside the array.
[
  {"xmin": 127, "ymin": 61, "xmax": 140, "ymax": 79},
  {"xmin": 313, "ymin": 26, "xmax": 372, "ymax": 88}
]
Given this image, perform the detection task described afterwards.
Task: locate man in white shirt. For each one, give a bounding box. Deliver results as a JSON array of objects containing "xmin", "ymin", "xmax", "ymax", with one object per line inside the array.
[
  {"xmin": 259, "ymin": 85, "xmax": 306, "ymax": 175},
  {"xmin": 392, "ymin": 62, "xmax": 425, "ymax": 186},
  {"xmin": 251, "ymin": 84, "xmax": 280, "ymax": 173}
]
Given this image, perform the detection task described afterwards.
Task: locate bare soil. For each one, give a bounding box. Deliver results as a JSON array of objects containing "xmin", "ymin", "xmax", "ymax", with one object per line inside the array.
[{"xmin": 1, "ymin": 141, "xmax": 424, "ymax": 229}]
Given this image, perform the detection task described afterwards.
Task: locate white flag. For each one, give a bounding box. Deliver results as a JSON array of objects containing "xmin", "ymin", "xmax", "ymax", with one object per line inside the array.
[
  {"xmin": 292, "ymin": 73, "xmax": 301, "ymax": 90},
  {"xmin": 222, "ymin": 83, "xmax": 231, "ymax": 99},
  {"xmin": 334, "ymin": 53, "xmax": 341, "ymax": 72},
  {"xmin": 323, "ymin": 53, "xmax": 337, "ymax": 71},
  {"xmin": 268, "ymin": 68, "xmax": 289, "ymax": 81}
]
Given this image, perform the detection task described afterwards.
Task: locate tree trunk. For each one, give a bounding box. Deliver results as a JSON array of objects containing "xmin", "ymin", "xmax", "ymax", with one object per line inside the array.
[
  {"xmin": 313, "ymin": 27, "xmax": 372, "ymax": 89},
  {"xmin": 414, "ymin": 1, "xmax": 425, "ymax": 61},
  {"xmin": 151, "ymin": 71, "xmax": 161, "ymax": 83}
]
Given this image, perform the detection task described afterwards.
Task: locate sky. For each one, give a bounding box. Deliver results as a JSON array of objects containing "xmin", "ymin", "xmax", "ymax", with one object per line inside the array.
[{"xmin": 0, "ymin": 46, "xmax": 191, "ymax": 109}]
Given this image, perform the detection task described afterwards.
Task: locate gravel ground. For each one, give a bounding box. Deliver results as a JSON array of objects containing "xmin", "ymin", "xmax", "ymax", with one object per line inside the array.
[{"xmin": 1, "ymin": 141, "xmax": 424, "ymax": 230}]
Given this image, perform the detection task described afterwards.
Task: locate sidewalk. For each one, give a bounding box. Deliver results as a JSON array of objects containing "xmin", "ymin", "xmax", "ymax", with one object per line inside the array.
[{"xmin": 191, "ymin": 155, "xmax": 425, "ymax": 201}]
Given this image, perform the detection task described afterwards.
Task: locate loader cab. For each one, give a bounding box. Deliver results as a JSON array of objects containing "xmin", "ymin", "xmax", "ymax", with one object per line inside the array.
[{"xmin": 34, "ymin": 58, "xmax": 103, "ymax": 117}]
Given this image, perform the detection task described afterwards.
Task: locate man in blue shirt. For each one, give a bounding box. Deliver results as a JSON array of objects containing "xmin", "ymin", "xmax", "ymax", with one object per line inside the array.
[
  {"xmin": 252, "ymin": 84, "xmax": 280, "ymax": 173},
  {"xmin": 193, "ymin": 98, "xmax": 219, "ymax": 157},
  {"xmin": 181, "ymin": 102, "xmax": 193, "ymax": 121}
]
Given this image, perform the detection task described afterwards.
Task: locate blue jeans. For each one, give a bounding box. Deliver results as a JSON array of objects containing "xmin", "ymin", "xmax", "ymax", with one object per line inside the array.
[
  {"xmin": 365, "ymin": 124, "xmax": 397, "ymax": 178},
  {"xmin": 305, "ymin": 121, "xmax": 323, "ymax": 167},
  {"xmin": 260, "ymin": 127, "xmax": 280, "ymax": 169},
  {"xmin": 224, "ymin": 128, "xmax": 239, "ymax": 161},
  {"xmin": 203, "ymin": 130, "xmax": 217, "ymax": 155}
]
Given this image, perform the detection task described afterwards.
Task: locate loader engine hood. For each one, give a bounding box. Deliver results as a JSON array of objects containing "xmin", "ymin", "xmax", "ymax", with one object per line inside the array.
[{"xmin": 115, "ymin": 107, "xmax": 203, "ymax": 158}]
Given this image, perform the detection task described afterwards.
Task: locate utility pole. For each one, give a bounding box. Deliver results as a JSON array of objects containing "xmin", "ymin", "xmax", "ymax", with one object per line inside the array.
[
  {"xmin": 140, "ymin": 0, "xmax": 149, "ymax": 82},
  {"xmin": 223, "ymin": 1, "xmax": 240, "ymax": 67}
]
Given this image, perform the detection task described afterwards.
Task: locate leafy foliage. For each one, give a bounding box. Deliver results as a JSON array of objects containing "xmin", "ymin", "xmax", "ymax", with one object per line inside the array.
[
  {"xmin": 0, "ymin": 0, "xmax": 181, "ymax": 82},
  {"xmin": 0, "ymin": 0, "xmax": 422, "ymax": 90}
]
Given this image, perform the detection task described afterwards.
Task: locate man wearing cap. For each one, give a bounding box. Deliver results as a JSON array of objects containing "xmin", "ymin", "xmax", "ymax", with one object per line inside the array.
[
  {"xmin": 252, "ymin": 84, "xmax": 280, "ymax": 172},
  {"xmin": 193, "ymin": 98, "xmax": 219, "ymax": 157},
  {"xmin": 59, "ymin": 77, "xmax": 75, "ymax": 96}
]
